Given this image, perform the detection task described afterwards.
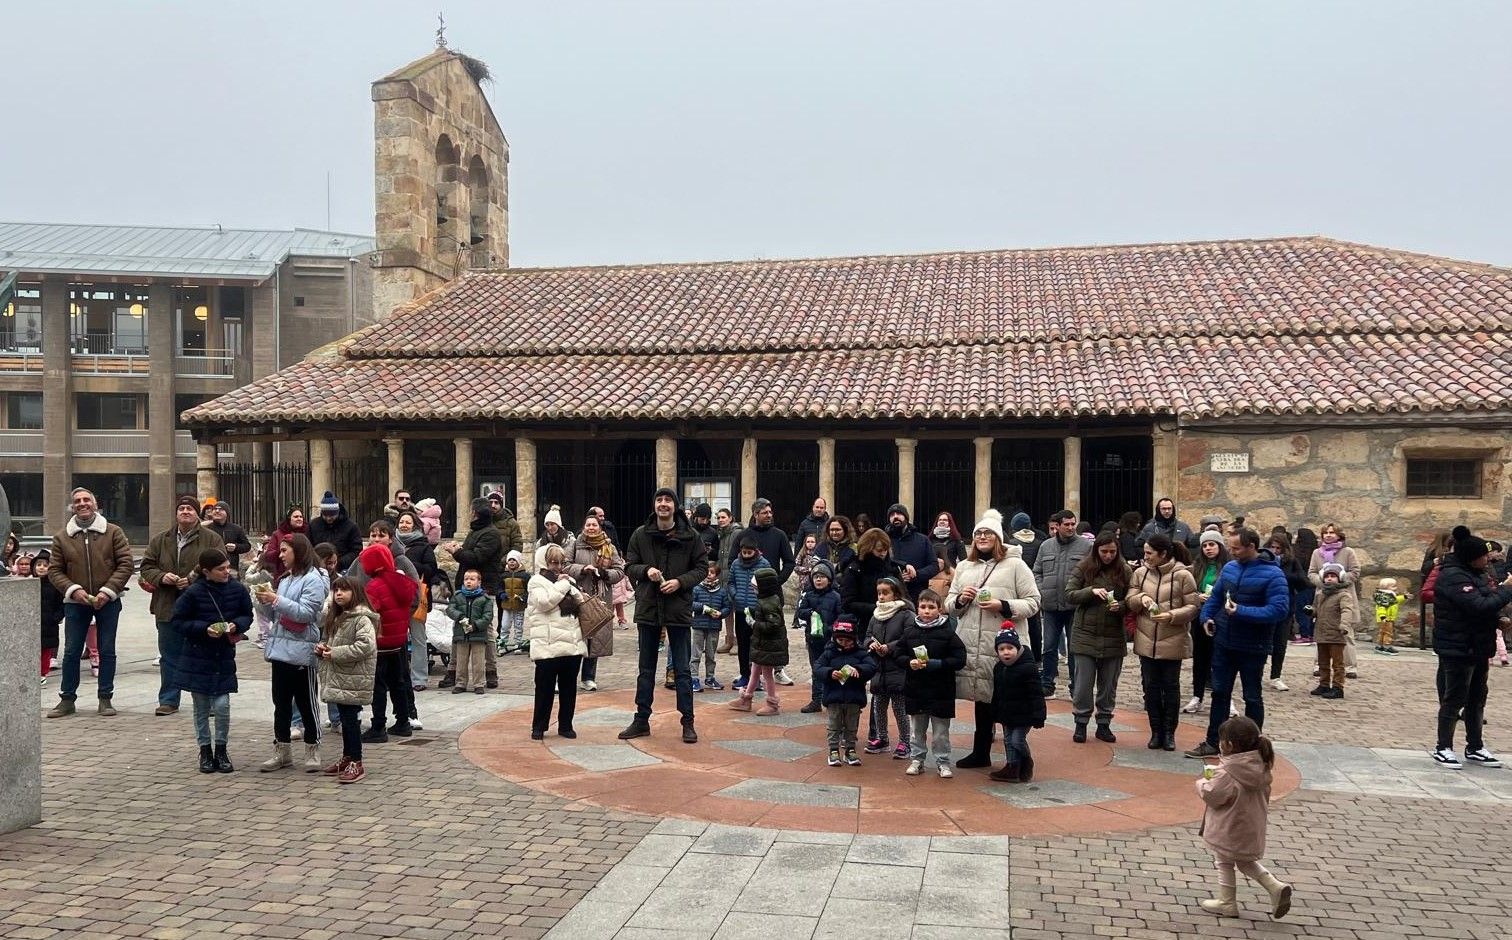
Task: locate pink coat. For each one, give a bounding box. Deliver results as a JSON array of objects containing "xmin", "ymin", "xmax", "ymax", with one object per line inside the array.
[
  {"xmin": 1196, "ymin": 749, "xmax": 1272, "ymax": 862},
  {"xmin": 419, "ymin": 504, "xmax": 443, "ymax": 545}
]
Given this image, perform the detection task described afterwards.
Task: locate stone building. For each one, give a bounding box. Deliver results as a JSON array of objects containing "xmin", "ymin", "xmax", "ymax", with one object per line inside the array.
[
  {"xmin": 184, "ymin": 236, "xmax": 1512, "ymax": 607},
  {"xmin": 0, "ymin": 223, "xmax": 375, "ymax": 540}
]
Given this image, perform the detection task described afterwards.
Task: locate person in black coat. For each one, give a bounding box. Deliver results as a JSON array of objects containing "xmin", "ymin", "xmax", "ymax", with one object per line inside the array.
[
  {"xmin": 884, "ymin": 503, "xmax": 940, "ymax": 600},
  {"xmin": 894, "ymin": 592, "xmax": 967, "ymax": 775},
  {"xmin": 1263, "ymin": 533, "xmax": 1310, "ymax": 689},
  {"xmin": 989, "ymin": 627, "xmax": 1046, "ymax": 783},
  {"xmin": 308, "ymin": 492, "xmax": 364, "ymax": 571},
  {"xmin": 1431, "ymin": 527, "xmax": 1512, "ymax": 767},
  {"xmin": 450, "ymin": 499, "xmax": 504, "ymax": 594},
  {"xmin": 812, "ymin": 620, "xmax": 876, "ymax": 764},
  {"xmin": 745, "ymin": 498, "xmax": 796, "ymax": 588},
  {"xmin": 35, "ymin": 551, "xmax": 64, "ymax": 678},
  {"xmin": 205, "ymin": 501, "xmax": 252, "ymax": 574},
  {"xmin": 840, "ymin": 528, "xmax": 906, "ymax": 628},
  {"xmin": 170, "ymin": 548, "xmax": 254, "ymax": 774},
  {"xmin": 622, "ymin": 487, "xmax": 709, "ymax": 743}
]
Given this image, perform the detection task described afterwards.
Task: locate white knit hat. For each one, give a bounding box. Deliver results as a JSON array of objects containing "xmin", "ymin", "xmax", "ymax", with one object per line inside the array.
[
  {"xmin": 544, "ymin": 504, "xmax": 563, "ymax": 527},
  {"xmin": 973, "ymin": 509, "xmax": 1004, "ymax": 541}
]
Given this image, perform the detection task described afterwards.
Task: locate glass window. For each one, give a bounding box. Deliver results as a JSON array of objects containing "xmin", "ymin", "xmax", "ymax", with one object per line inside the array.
[
  {"xmin": 76, "ymin": 393, "xmax": 145, "ymax": 430},
  {"xmin": 0, "ymin": 473, "xmax": 45, "ymax": 538},
  {"xmin": 6, "ymin": 393, "xmax": 42, "ymax": 429},
  {"xmin": 1, "ymin": 285, "xmax": 42, "ymax": 351},
  {"xmin": 69, "ymin": 285, "xmax": 148, "ymax": 354},
  {"xmin": 176, "ymin": 286, "xmax": 211, "ymax": 354},
  {"xmin": 1405, "ymin": 458, "xmax": 1481, "ymax": 498},
  {"xmin": 74, "ymin": 473, "xmax": 149, "ymax": 543}
]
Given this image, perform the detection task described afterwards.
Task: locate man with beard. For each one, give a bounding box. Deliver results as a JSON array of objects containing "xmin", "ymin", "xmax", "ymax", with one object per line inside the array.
[
  {"xmin": 1136, "ymin": 497, "xmax": 1195, "ymax": 555},
  {"xmin": 883, "ymin": 503, "xmax": 939, "ymax": 601},
  {"xmin": 690, "ymin": 503, "xmax": 720, "ymax": 562}
]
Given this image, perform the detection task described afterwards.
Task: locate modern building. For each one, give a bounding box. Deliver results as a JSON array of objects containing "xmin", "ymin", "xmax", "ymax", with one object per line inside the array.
[{"xmin": 0, "ymin": 222, "xmax": 376, "ymax": 540}]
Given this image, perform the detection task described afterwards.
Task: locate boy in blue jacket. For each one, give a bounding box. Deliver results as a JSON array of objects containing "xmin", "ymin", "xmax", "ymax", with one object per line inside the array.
[
  {"xmin": 1186, "ymin": 529, "xmax": 1290, "ymax": 758},
  {"xmin": 813, "ymin": 619, "xmax": 876, "ymax": 766},
  {"xmin": 690, "ymin": 561, "xmax": 730, "ymax": 691},
  {"xmin": 796, "ymin": 561, "xmax": 844, "ymax": 713}
]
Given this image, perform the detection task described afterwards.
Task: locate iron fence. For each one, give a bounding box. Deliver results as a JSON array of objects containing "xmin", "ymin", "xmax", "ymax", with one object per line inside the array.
[
  {"xmin": 916, "ymin": 440, "xmax": 975, "ymax": 534},
  {"xmin": 218, "ymin": 454, "xmax": 386, "ymax": 540},
  {"xmin": 536, "ymin": 440, "xmax": 656, "ymax": 541}
]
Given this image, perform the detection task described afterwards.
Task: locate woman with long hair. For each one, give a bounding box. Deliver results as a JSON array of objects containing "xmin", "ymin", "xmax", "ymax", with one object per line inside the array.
[
  {"xmin": 1291, "ymin": 527, "xmax": 1320, "ymax": 642},
  {"xmin": 930, "ymin": 512, "xmax": 965, "ymax": 570},
  {"xmin": 252, "ymin": 533, "xmax": 328, "ymax": 773},
  {"xmin": 1264, "ymin": 531, "xmax": 1309, "ymax": 691},
  {"xmin": 261, "ymin": 506, "xmax": 307, "ymax": 580},
  {"xmin": 1065, "ymin": 532, "xmax": 1133, "ymax": 743},
  {"xmin": 1126, "ymin": 533, "xmax": 1200, "ymax": 750},
  {"xmin": 820, "ymin": 516, "xmax": 857, "ymax": 572},
  {"xmin": 1183, "ymin": 531, "xmax": 1229, "ymax": 713},
  {"xmin": 839, "ymin": 527, "xmax": 904, "ymax": 628}
]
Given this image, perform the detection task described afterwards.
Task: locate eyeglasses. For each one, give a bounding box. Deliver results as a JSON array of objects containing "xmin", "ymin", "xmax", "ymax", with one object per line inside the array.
[{"xmin": 973, "ymin": 528, "xmax": 996, "ymax": 537}]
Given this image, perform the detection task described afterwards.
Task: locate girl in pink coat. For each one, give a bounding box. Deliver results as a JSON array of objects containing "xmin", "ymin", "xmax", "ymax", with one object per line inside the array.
[{"xmin": 1195, "ymin": 716, "xmax": 1293, "ymax": 920}]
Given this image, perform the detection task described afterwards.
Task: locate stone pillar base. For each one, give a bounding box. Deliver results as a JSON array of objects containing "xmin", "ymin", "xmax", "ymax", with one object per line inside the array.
[{"xmin": 0, "ymin": 578, "xmax": 42, "ymax": 833}]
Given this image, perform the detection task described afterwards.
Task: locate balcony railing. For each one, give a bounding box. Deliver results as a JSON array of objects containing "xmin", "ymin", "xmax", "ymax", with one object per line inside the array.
[
  {"xmin": 72, "ymin": 430, "xmax": 150, "ymax": 457},
  {"xmin": 0, "ymin": 429, "xmax": 44, "ymax": 456},
  {"xmin": 175, "ymin": 352, "xmax": 237, "ymax": 377},
  {"xmin": 0, "ymin": 350, "xmax": 44, "ymax": 373},
  {"xmin": 72, "ymin": 353, "xmax": 150, "ymax": 375}
]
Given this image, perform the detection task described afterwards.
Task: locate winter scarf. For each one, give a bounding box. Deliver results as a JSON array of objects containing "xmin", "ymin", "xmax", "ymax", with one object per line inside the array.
[
  {"xmin": 457, "ymin": 584, "xmax": 485, "ymax": 600},
  {"xmin": 873, "ymin": 599, "xmax": 906, "ymax": 621},
  {"xmin": 580, "ymin": 527, "xmax": 614, "ymax": 563},
  {"xmin": 915, "ymin": 612, "xmax": 946, "ymax": 630},
  {"xmin": 1319, "ymin": 538, "xmax": 1343, "ymax": 564}
]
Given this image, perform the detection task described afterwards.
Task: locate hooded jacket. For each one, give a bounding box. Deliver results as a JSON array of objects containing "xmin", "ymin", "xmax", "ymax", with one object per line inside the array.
[
  {"xmin": 795, "ymin": 562, "xmax": 844, "ymax": 642},
  {"xmin": 447, "ymin": 589, "xmax": 496, "ymax": 645},
  {"xmin": 169, "ymin": 575, "xmax": 254, "ymax": 696},
  {"xmin": 949, "ymin": 545, "xmax": 1042, "ymax": 704},
  {"xmin": 1127, "ymin": 558, "xmax": 1200, "ymax": 661},
  {"xmin": 308, "ymin": 505, "xmax": 363, "ymax": 572},
  {"xmin": 625, "ymin": 511, "xmax": 709, "ymax": 627},
  {"xmin": 886, "ymin": 518, "xmax": 939, "ymax": 598},
  {"xmin": 527, "ymin": 570, "xmax": 586, "ymax": 660},
  {"xmin": 261, "ymin": 517, "xmax": 307, "ymax": 578},
  {"xmin": 1197, "ymin": 749, "xmax": 1273, "ymax": 862},
  {"xmin": 141, "ymin": 523, "xmax": 225, "ymax": 621},
  {"xmin": 48, "ymin": 512, "xmax": 134, "ymax": 604},
  {"xmin": 692, "ymin": 578, "xmax": 731, "ymax": 631},
  {"xmin": 1199, "ymin": 556, "xmax": 1291, "ymax": 654},
  {"xmin": 727, "ymin": 549, "xmax": 770, "ymax": 614},
  {"xmin": 895, "ymin": 613, "xmax": 967, "ymax": 718},
  {"xmin": 417, "ymin": 500, "xmax": 443, "ymax": 545},
  {"xmin": 1312, "ymin": 580, "xmax": 1358, "ymax": 645},
  {"xmin": 1432, "ymin": 554, "xmax": 1512, "ymax": 659},
  {"xmin": 1032, "ymin": 534, "xmax": 1092, "ymax": 612},
  {"xmin": 1135, "ymin": 502, "xmax": 1195, "ymax": 555},
  {"xmin": 490, "ymin": 505, "xmax": 525, "ymax": 555},
  {"xmin": 318, "ymin": 605, "xmax": 378, "ymax": 706},
  {"xmin": 813, "ymin": 639, "xmax": 877, "ymax": 706},
  {"xmin": 454, "ymin": 511, "xmax": 504, "ymax": 594},
  {"xmin": 748, "ymin": 567, "xmax": 788, "ymax": 668},
  {"xmin": 361, "ymin": 544, "xmax": 418, "ymax": 652}
]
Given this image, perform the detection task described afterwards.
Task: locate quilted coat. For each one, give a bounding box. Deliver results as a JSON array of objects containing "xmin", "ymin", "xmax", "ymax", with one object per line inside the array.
[
  {"xmin": 527, "ymin": 572, "xmax": 587, "ymax": 661},
  {"xmin": 318, "ymin": 606, "xmax": 378, "ymax": 706},
  {"xmin": 949, "ymin": 545, "xmax": 1042, "ymax": 704},
  {"xmin": 1126, "ymin": 558, "xmax": 1200, "ymax": 661},
  {"xmin": 169, "ymin": 576, "xmax": 254, "ymax": 696},
  {"xmin": 567, "ymin": 539, "xmax": 625, "ymax": 658}
]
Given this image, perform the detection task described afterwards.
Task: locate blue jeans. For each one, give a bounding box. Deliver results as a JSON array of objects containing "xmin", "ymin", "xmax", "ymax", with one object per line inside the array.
[
  {"xmin": 635, "ymin": 623, "xmax": 693, "ymax": 723},
  {"xmin": 1003, "ymin": 725, "xmax": 1032, "ymax": 767},
  {"xmin": 60, "ymin": 600, "xmax": 121, "ymax": 700},
  {"xmin": 1039, "ymin": 608, "xmax": 1075, "ymax": 690},
  {"xmin": 1204, "ymin": 644, "xmax": 1268, "ymax": 746},
  {"xmin": 157, "ymin": 619, "xmax": 184, "ymax": 708},
  {"xmin": 191, "ymin": 692, "xmax": 230, "ymax": 746}
]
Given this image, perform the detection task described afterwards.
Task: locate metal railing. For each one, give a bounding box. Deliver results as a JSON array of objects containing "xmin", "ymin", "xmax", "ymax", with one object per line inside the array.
[
  {"xmin": 71, "ymin": 353, "xmax": 150, "ymax": 375},
  {"xmin": 175, "ymin": 352, "xmax": 237, "ymax": 377},
  {"xmin": 72, "ymin": 430, "xmax": 150, "ymax": 457},
  {"xmin": 0, "ymin": 429, "xmax": 44, "ymax": 455},
  {"xmin": 0, "ymin": 350, "xmax": 44, "ymax": 372}
]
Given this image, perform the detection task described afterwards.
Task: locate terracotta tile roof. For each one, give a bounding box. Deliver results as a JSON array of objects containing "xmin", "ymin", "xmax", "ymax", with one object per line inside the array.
[{"xmin": 184, "ymin": 236, "xmax": 1512, "ymax": 428}]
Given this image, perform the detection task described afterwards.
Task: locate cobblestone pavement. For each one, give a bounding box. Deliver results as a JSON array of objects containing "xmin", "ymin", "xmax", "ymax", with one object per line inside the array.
[{"xmin": 6, "ymin": 594, "xmax": 1511, "ymax": 938}]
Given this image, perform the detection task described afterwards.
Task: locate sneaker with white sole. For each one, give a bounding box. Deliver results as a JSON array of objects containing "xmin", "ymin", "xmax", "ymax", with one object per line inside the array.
[
  {"xmin": 937, "ymin": 764, "xmax": 953, "ymax": 779},
  {"xmin": 1464, "ymin": 748, "xmax": 1503, "ymax": 768},
  {"xmin": 1431, "ymin": 747, "xmax": 1463, "ymax": 768},
  {"xmin": 905, "ymin": 759, "xmax": 923, "ymax": 776},
  {"xmin": 775, "ymin": 668, "xmax": 794, "ymax": 686},
  {"xmin": 410, "ymin": 719, "xmax": 423, "ymax": 731},
  {"xmin": 1269, "ymin": 678, "xmax": 1289, "ymax": 692},
  {"xmin": 582, "ymin": 680, "xmax": 598, "ymax": 692},
  {"xmin": 828, "ymin": 750, "xmax": 842, "ymax": 767},
  {"xmin": 1181, "ymin": 696, "xmax": 1202, "ymax": 714}
]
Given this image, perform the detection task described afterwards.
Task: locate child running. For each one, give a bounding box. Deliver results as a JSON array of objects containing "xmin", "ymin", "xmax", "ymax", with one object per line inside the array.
[
  {"xmin": 896, "ymin": 589, "xmax": 967, "ymax": 777},
  {"xmin": 989, "ymin": 627, "xmax": 1046, "ymax": 782},
  {"xmin": 813, "ymin": 619, "xmax": 875, "ymax": 765},
  {"xmin": 1195, "ymin": 716, "xmax": 1292, "ymax": 920},
  {"xmin": 314, "ymin": 576, "xmax": 378, "ymax": 784},
  {"xmin": 864, "ymin": 576, "xmax": 913, "ymax": 758}
]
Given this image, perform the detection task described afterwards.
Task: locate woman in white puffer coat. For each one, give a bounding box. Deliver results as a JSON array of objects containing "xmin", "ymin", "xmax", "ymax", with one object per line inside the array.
[
  {"xmin": 527, "ymin": 544, "xmax": 586, "ymax": 740},
  {"xmin": 949, "ymin": 509, "xmax": 1042, "ymax": 769}
]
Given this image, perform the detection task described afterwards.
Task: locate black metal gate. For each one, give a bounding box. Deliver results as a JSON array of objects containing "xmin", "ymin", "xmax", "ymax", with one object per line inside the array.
[
  {"xmin": 332, "ymin": 454, "xmax": 388, "ymax": 532},
  {"xmin": 677, "ymin": 440, "xmax": 742, "ymax": 519},
  {"xmin": 536, "ymin": 440, "xmax": 656, "ymax": 540},
  {"xmin": 404, "ymin": 439, "xmax": 457, "ymax": 534},
  {"xmin": 991, "ymin": 439, "xmax": 1064, "ymax": 530},
  {"xmin": 1080, "ymin": 436, "xmax": 1153, "ymax": 530},
  {"xmin": 755, "ymin": 440, "xmax": 818, "ymax": 534},
  {"xmin": 915, "ymin": 440, "xmax": 975, "ymax": 534},
  {"xmin": 216, "ymin": 462, "xmax": 309, "ymax": 539},
  {"xmin": 835, "ymin": 440, "xmax": 897, "ymax": 531}
]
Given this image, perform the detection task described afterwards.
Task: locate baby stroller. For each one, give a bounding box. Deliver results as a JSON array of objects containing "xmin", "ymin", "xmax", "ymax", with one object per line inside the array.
[{"xmin": 425, "ymin": 580, "xmax": 453, "ymax": 673}]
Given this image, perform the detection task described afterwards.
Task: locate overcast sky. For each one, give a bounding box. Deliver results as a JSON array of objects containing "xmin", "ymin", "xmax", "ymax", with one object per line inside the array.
[{"xmin": 6, "ymin": 2, "xmax": 1509, "ymax": 267}]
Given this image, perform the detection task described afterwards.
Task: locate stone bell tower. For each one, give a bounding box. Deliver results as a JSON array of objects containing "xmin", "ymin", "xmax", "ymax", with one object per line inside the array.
[{"xmin": 370, "ymin": 45, "xmax": 509, "ymax": 319}]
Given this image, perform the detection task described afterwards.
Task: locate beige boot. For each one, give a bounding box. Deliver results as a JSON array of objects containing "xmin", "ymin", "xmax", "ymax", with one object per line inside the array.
[
  {"xmin": 97, "ymin": 697, "xmax": 117, "ymax": 717},
  {"xmin": 303, "ymin": 743, "xmax": 322, "ymax": 773},
  {"xmin": 1199, "ymin": 883, "xmax": 1238, "ymax": 917},
  {"xmin": 46, "ymin": 699, "xmax": 76, "ymax": 718},
  {"xmin": 258, "ymin": 742, "xmax": 293, "ymax": 772},
  {"xmin": 1251, "ymin": 870, "xmax": 1292, "ymax": 920}
]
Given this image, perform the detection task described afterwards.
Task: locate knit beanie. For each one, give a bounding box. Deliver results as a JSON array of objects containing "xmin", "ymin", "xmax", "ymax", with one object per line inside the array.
[
  {"xmin": 544, "ymin": 504, "xmax": 563, "ymax": 528},
  {"xmin": 655, "ymin": 487, "xmax": 679, "ymax": 503},
  {"xmin": 318, "ymin": 491, "xmax": 340, "ymax": 513},
  {"xmin": 175, "ymin": 494, "xmax": 200, "ymax": 511},
  {"xmin": 1010, "ymin": 512, "xmax": 1032, "ymax": 532},
  {"xmin": 973, "ymin": 508, "xmax": 1004, "ymax": 541},
  {"xmin": 470, "ymin": 496, "xmax": 491, "ymax": 515},
  {"xmin": 1320, "ymin": 562, "xmax": 1345, "ymax": 581},
  {"xmin": 887, "ymin": 503, "xmax": 910, "ymax": 522},
  {"xmin": 811, "ymin": 561, "xmax": 835, "ymax": 584},
  {"xmin": 994, "ymin": 627, "xmax": 1021, "ymax": 649},
  {"xmin": 1199, "ymin": 530, "xmax": 1226, "ymax": 547},
  {"xmin": 1453, "ymin": 525, "xmax": 1489, "ymax": 564},
  {"xmin": 692, "ymin": 503, "xmax": 713, "ymax": 520}
]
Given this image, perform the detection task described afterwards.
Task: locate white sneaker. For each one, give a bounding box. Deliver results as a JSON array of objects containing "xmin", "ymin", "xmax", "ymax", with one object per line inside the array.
[
  {"xmin": 1431, "ymin": 747, "xmax": 1463, "ymax": 769},
  {"xmin": 1181, "ymin": 696, "xmax": 1202, "ymax": 714},
  {"xmin": 410, "ymin": 719, "xmax": 423, "ymax": 731},
  {"xmin": 775, "ymin": 668, "xmax": 794, "ymax": 686},
  {"xmin": 152, "ymin": 656, "xmax": 161, "ymax": 667},
  {"xmin": 583, "ymin": 680, "xmax": 599, "ymax": 692},
  {"xmin": 905, "ymin": 759, "xmax": 924, "ymax": 776},
  {"xmin": 289, "ymin": 727, "xmax": 303, "ymax": 741},
  {"xmin": 1464, "ymin": 747, "xmax": 1503, "ymax": 768},
  {"xmin": 937, "ymin": 764, "xmax": 953, "ymax": 779},
  {"xmin": 1269, "ymin": 678, "xmax": 1289, "ymax": 692}
]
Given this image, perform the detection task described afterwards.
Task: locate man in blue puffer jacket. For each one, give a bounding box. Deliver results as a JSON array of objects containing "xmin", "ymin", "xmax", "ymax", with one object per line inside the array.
[{"xmin": 1186, "ymin": 528, "xmax": 1290, "ymax": 758}]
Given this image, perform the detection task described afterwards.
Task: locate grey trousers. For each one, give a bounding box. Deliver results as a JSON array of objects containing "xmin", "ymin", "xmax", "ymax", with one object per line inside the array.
[
  {"xmin": 409, "ymin": 619, "xmax": 428, "ymax": 686},
  {"xmin": 1070, "ymin": 653, "xmax": 1124, "ymax": 725},
  {"xmin": 909, "ymin": 713, "xmax": 952, "ymax": 766}
]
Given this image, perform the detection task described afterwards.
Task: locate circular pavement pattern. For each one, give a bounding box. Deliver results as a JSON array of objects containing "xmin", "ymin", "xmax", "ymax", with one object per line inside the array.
[{"xmin": 459, "ymin": 687, "xmax": 1299, "ymax": 837}]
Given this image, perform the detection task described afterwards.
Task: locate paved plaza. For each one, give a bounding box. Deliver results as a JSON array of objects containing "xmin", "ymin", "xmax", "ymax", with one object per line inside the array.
[{"xmin": 4, "ymin": 590, "xmax": 1512, "ymax": 939}]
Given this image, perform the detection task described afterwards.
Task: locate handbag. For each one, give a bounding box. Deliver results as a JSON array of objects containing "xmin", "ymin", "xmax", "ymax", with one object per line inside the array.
[{"xmin": 576, "ymin": 592, "xmax": 615, "ymax": 640}]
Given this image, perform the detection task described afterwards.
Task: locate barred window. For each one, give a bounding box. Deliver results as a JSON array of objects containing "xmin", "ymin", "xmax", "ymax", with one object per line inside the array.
[{"xmin": 1405, "ymin": 458, "xmax": 1481, "ymax": 498}]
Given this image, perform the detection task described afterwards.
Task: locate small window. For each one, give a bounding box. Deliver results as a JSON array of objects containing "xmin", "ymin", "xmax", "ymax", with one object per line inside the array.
[
  {"xmin": 76, "ymin": 393, "xmax": 145, "ymax": 430},
  {"xmin": 293, "ymin": 296, "xmax": 306, "ymax": 307},
  {"xmin": 1405, "ymin": 458, "xmax": 1481, "ymax": 498},
  {"xmin": 6, "ymin": 393, "xmax": 42, "ymax": 430}
]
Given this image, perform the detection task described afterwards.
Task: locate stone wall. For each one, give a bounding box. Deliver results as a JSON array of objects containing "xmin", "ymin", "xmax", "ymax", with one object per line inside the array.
[
  {"xmin": 371, "ymin": 50, "xmax": 510, "ymax": 320},
  {"xmin": 1178, "ymin": 425, "xmax": 1511, "ymax": 629},
  {"xmin": 0, "ymin": 578, "xmax": 42, "ymax": 833}
]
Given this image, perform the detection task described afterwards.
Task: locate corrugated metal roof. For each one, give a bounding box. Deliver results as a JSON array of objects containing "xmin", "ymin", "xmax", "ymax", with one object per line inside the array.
[{"xmin": 0, "ymin": 222, "xmax": 375, "ymax": 280}]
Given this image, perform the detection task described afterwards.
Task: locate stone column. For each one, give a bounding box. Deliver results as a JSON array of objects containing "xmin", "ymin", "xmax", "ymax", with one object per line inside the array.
[
  {"xmin": 740, "ymin": 437, "xmax": 758, "ymax": 516},
  {"xmin": 1063, "ymin": 435, "xmax": 1082, "ymax": 516},
  {"xmin": 515, "ymin": 437, "xmax": 537, "ymax": 550},
  {"xmin": 308, "ymin": 438, "xmax": 332, "ymax": 511},
  {"xmin": 655, "ymin": 435, "xmax": 677, "ymax": 492},
  {"xmin": 1151, "ymin": 425, "xmax": 1179, "ymax": 510},
  {"xmin": 0, "ymin": 579, "xmax": 42, "ymax": 833},
  {"xmin": 817, "ymin": 437, "xmax": 836, "ymax": 512},
  {"xmin": 147, "ymin": 284, "xmax": 176, "ymax": 526},
  {"xmin": 453, "ymin": 437, "xmax": 474, "ymax": 538},
  {"xmin": 385, "ymin": 437, "xmax": 404, "ymax": 500},
  {"xmin": 973, "ymin": 436, "xmax": 993, "ymax": 520},
  {"xmin": 895, "ymin": 437, "xmax": 917, "ymax": 513},
  {"xmin": 40, "ymin": 277, "xmax": 72, "ymax": 532},
  {"xmin": 196, "ymin": 443, "xmax": 218, "ymax": 503}
]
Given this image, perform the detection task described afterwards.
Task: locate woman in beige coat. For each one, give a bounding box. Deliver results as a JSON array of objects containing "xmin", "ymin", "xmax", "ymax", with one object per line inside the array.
[
  {"xmin": 948, "ymin": 510, "xmax": 1041, "ymax": 769},
  {"xmin": 1125, "ymin": 532, "xmax": 1200, "ymax": 751},
  {"xmin": 567, "ymin": 513, "xmax": 625, "ymax": 693}
]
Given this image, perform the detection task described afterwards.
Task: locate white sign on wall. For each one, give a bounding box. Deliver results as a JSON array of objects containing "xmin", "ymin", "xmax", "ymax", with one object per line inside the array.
[{"xmin": 1209, "ymin": 453, "xmax": 1250, "ymax": 474}]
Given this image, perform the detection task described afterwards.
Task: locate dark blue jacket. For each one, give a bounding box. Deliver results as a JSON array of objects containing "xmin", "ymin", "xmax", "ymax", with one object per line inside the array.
[
  {"xmin": 692, "ymin": 580, "xmax": 730, "ymax": 631},
  {"xmin": 888, "ymin": 525, "xmax": 940, "ymax": 598},
  {"xmin": 1199, "ymin": 557, "xmax": 1290, "ymax": 654},
  {"xmin": 796, "ymin": 583, "xmax": 843, "ymax": 643},
  {"xmin": 170, "ymin": 577, "xmax": 254, "ymax": 696},
  {"xmin": 1433, "ymin": 555, "xmax": 1512, "ymax": 659},
  {"xmin": 727, "ymin": 552, "xmax": 770, "ymax": 614},
  {"xmin": 746, "ymin": 522, "xmax": 796, "ymax": 586},
  {"xmin": 813, "ymin": 641, "xmax": 877, "ymax": 707}
]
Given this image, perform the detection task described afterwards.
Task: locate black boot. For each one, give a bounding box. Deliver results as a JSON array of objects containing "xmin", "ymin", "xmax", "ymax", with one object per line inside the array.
[
  {"xmin": 1072, "ymin": 721, "xmax": 1088, "ymax": 744},
  {"xmin": 1020, "ymin": 753, "xmax": 1035, "ymax": 783},
  {"xmin": 214, "ymin": 742, "xmax": 234, "ymax": 773},
  {"xmin": 1163, "ymin": 714, "xmax": 1180, "ymax": 752},
  {"xmin": 957, "ymin": 707, "xmax": 994, "ymax": 767},
  {"xmin": 1095, "ymin": 722, "xmax": 1117, "ymax": 743},
  {"xmin": 198, "ymin": 745, "xmax": 215, "ymax": 774},
  {"xmin": 485, "ymin": 668, "xmax": 499, "ymax": 690}
]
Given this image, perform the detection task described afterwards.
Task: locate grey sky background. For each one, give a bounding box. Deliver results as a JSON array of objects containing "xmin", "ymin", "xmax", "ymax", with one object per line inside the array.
[{"xmin": 6, "ymin": 1, "xmax": 1509, "ymax": 268}]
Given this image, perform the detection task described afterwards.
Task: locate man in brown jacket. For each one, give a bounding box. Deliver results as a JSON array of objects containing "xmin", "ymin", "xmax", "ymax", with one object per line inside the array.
[
  {"xmin": 46, "ymin": 487, "xmax": 136, "ymax": 718},
  {"xmin": 141, "ymin": 495, "xmax": 225, "ymax": 715}
]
